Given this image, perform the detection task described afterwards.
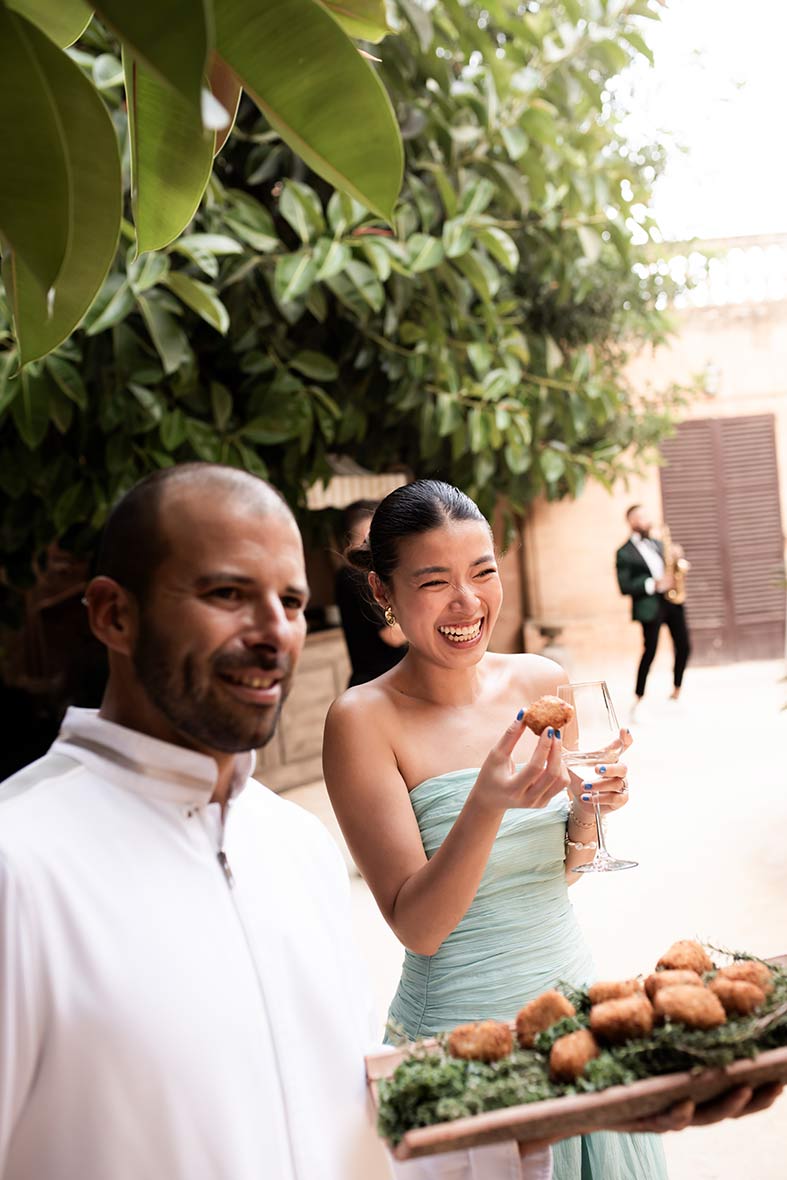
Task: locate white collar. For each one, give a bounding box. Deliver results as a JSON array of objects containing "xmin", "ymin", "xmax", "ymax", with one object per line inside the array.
[{"xmin": 54, "ymin": 708, "xmax": 255, "ymax": 807}]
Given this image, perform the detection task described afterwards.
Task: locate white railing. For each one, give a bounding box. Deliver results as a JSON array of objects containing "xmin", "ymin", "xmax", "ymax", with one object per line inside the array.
[{"xmin": 641, "ymin": 234, "xmax": 787, "ymax": 309}]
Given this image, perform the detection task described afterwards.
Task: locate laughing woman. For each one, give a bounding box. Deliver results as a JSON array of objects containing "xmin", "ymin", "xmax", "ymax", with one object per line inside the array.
[{"xmin": 322, "ymin": 480, "xmax": 666, "ymax": 1180}]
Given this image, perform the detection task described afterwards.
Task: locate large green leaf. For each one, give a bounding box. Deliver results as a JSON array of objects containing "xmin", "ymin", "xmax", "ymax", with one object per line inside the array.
[
  {"xmin": 214, "ymin": 0, "xmax": 403, "ymax": 222},
  {"xmin": 93, "ymin": 0, "xmax": 209, "ymax": 115},
  {"xmin": 315, "ymin": 0, "xmax": 388, "ymax": 42},
  {"xmin": 7, "ymin": 0, "xmax": 92, "ymax": 46},
  {"xmin": 124, "ymin": 49, "xmax": 214, "ymax": 254},
  {"xmin": 0, "ymin": 6, "xmax": 70, "ymax": 295},
  {"xmin": 2, "ymin": 13, "xmax": 121, "ymax": 363}
]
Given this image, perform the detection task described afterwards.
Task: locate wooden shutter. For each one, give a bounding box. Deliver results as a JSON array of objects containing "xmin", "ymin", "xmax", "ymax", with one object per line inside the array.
[
  {"xmin": 660, "ymin": 420, "xmax": 730, "ymax": 661},
  {"xmin": 719, "ymin": 416, "xmax": 786, "ymax": 659},
  {"xmin": 659, "ymin": 414, "xmax": 786, "ymax": 663}
]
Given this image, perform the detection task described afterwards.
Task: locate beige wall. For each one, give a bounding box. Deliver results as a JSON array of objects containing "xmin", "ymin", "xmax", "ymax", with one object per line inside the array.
[{"xmin": 523, "ymin": 299, "xmax": 787, "ymax": 675}]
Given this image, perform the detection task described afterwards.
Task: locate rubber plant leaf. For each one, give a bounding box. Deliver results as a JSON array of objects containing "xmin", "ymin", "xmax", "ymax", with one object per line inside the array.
[
  {"xmin": 0, "ymin": 4, "xmax": 71, "ymax": 296},
  {"xmin": 2, "ymin": 11, "xmax": 121, "ymax": 363},
  {"xmin": 6, "ymin": 0, "xmax": 93, "ymax": 46},
  {"xmin": 214, "ymin": 0, "xmax": 403, "ymax": 223},
  {"xmin": 314, "ymin": 0, "xmax": 389, "ymax": 42},
  {"xmin": 93, "ymin": 0, "xmax": 210, "ymax": 116},
  {"xmin": 124, "ymin": 48, "xmax": 215, "ymax": 254}
]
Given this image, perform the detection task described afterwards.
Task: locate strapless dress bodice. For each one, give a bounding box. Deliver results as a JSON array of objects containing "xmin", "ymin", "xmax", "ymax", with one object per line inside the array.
[
  {"xmin": 387, "ymin": 768, "xmax": 594, "ymax": 1038},
  {"xmin": 385, "ymin": 768, "xmax": 668, "ymax": 1180}
]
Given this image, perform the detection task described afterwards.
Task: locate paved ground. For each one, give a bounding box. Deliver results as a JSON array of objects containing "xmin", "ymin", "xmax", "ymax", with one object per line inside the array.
[{"xmin": 292, "ymin": 650, "xmax": 787, "ymax": 1178}]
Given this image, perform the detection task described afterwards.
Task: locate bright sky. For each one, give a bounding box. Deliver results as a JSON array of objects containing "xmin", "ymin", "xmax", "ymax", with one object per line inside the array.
[{"xmin": 619, "ymin": 0, "xmax": 787, "ymax": 241}]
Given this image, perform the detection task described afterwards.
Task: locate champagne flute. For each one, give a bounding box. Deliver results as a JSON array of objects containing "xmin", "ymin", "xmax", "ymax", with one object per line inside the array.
[{"xmin": 557, "ymin": 681, "xmax": 638, "ymax": 873}]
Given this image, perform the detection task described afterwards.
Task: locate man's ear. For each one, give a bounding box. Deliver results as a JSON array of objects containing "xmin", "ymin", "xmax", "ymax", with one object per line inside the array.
[
  {"xmin": 368, "ymin": 571, "xmax": 389, "ymax": 612},
  {"xmin": 84, "ymin": 576, "xmax": 137, "ymax": 656}
]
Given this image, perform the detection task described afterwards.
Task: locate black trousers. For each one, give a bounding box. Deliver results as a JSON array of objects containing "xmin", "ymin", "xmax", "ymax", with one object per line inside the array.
[{"xmin": 635, "ymin": 599, "xmax": 691, "ymax": 698}]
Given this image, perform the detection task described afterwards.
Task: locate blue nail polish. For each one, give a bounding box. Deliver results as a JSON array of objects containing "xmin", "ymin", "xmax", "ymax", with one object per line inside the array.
[
  {"xmin": 583, "ymin": 782, "xmax": 594, "ymax": 790},
  {"xmin": 581, "ymin": 793, "xmax": 591, "ymax": 802},
  {"xmin": 516, "ymin": 708, "xmax": 524, "ymax": 721},
  {"xmin": 597, "ymin": 765, "xmax": 606, "ymax": 774},
  {"xmin": 554, "ymin": 729, "xmax": 561, "ymax": 739},
  {"xmin": 547, "ymin": 727, "xmax": 554, "ymax": 738},
  {"xmin": 626, "ymin": 728, "xmax": 631, "ymax": 734}
]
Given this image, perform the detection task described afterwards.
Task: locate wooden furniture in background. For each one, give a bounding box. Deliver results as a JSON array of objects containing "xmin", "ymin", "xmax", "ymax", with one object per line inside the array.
[{"xmin": 254, "ymin": 628, "xmax": 350, "ymax": 792}]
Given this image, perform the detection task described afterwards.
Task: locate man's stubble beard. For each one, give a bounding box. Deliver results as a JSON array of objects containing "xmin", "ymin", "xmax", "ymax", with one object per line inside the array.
[{"xmin": 132, "ymin": 621, "xmax": 289, "ymax": 753}]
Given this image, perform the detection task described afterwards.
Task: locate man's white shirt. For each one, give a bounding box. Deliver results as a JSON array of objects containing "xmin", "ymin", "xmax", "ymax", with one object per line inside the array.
[
  {"xmin": 0, "ymin": 710, "xmax": 550, "ymax": 1180},
  {"xmin": 630, "ymin": 531, "xmax": 664, "ymax": 598}
]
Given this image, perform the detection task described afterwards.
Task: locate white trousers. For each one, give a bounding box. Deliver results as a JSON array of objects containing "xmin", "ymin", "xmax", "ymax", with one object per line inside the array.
[{"xmin": 392, "ymin": 1142, "xmax": 553, "ymax": 1180}]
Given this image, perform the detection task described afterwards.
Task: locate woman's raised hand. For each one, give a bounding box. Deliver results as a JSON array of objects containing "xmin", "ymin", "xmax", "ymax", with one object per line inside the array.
[
  {"xmin": 470, "ymin": 712, "xmax": 570, "ymax": 816},
  {"xmin": 567, "ymin": 726, "xmax": 633, "ymax": 816}
]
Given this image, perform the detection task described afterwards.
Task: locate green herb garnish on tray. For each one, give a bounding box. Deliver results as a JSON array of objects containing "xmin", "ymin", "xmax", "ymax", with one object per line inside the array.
[{"xmin": 378, "ymin": 952, "xmax": 787, "ymax": 1147}]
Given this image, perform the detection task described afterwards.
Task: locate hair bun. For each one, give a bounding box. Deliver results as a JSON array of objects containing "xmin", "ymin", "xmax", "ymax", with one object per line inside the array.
[{"xmin": 345, "ymin": 539, "xmax": 374, "ymax": 572}]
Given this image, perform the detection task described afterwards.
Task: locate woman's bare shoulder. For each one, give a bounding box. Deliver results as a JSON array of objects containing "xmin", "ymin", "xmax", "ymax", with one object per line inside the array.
[
  {"xmin": 492, "ymin": 651, "xmax": 568, "ymax": 694},
  {"xmin": 325, "ymin": 676, "xmax": 399, "ymax": 730}
]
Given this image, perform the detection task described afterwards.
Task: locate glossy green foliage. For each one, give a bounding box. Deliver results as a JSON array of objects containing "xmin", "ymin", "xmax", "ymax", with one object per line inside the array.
[
  {"xmin": 0, "ymin": 0, "xmax": 404, "ymax": 360},
  {"xmin": 0, "ymin": 1, "xmax": 688, "ymax": 613}
]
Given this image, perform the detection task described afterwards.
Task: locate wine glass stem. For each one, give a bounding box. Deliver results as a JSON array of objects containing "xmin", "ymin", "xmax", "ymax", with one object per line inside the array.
[{"xmin": 593, "ymin": 801, "xmax": 609, "ymax": 857}]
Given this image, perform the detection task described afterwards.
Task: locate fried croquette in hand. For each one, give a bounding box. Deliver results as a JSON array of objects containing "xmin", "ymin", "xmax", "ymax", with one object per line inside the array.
[
  {"xmin": 515, "ymin": 990, "xmax": 576, "ymax": 1048},
  {"xmin": 549, "ymin": 1029, "xmax": 600, "ymax": 1082},
  {"xmin": 447, "ymin": 1020, "xmax": 513, "ymax": 1062},
  {"xmin": 644, "ymin": 969, "xmax": 704, "ymax": 999},
  {"xmin": 522, "ymin": 695, "xmax": 574, "ymax": 736},
  {"xmin": 653, "ymin": 985, "xmax": 727, "ymax": 1029},
  {"xmin": 656, "ymin": 940, "xmax": 714, "ymax": 975},
  {"xmin": 709, "ymin": 977, "xmax": 766, "ymax": 1016},
  {"xmin": 588, "ymin": 979, "xmax": 642, "ymax": 1005},
  {"xmin": 589, "ymin": 994, "xmax": 654, "ymax": 1044},
  {"xmin": 717, "ymin": 960, "xmax": 774, "ymax": 995}
]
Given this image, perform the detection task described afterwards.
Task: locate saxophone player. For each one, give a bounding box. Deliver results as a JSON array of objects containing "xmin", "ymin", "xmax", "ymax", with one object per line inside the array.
[{"xmin": 615, "ymin": 505, "xmax": 691, "ymax": 718}]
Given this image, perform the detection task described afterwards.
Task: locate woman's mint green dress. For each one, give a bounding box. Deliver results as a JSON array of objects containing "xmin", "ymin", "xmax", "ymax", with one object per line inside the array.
[{"xmin": 386, "ymin": 769, "xmax": 668, "ymax": 1180}]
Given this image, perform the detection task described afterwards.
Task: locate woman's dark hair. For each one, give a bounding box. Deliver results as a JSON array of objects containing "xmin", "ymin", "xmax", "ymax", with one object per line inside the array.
[{"xmin": 346, "ymin": 480, "xmax": 490, "ymax": 583}]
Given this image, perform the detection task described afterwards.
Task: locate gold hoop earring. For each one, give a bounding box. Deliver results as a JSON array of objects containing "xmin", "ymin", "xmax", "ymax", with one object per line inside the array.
[{"xmin": 384, "ymin": 605, "xmax": 396, "ymax": 627}]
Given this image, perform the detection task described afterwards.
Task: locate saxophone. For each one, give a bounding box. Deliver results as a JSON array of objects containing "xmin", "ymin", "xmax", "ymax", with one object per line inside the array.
[{"xmin": 660, "ymin": 524, "xmax": 690, "ymax": 605}]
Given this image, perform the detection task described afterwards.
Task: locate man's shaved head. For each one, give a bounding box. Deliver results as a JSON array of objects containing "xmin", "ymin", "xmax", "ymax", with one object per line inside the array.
[{"xmin": 95, "ymin": 463, "xmax": 293, "ymax": 603}]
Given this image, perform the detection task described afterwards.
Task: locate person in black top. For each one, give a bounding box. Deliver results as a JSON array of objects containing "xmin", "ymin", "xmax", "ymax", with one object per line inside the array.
[{"xmin": 335, "ymin": 500, "xmax": 407, "ymax": 687}]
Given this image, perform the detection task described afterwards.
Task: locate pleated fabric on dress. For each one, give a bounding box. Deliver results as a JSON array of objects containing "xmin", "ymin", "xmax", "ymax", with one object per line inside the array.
[{"xmin": 385, "ymin": 769, "xmax": 668, "ymax": 1180}]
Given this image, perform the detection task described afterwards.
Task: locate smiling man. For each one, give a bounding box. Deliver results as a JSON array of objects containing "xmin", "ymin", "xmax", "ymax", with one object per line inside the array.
[{"xmin": 0, "ymin": 464, "xmax": 391, "ymax": 1180}]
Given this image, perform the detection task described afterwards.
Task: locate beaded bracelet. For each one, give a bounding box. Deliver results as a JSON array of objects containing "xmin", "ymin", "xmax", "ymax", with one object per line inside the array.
[
  {"xmin": 567, "ymin": 801, "xmax": 596, "ymax": 829},
  {"xmin": 565, "ymin": 834, "xmax": 597, "ymax": 850}
]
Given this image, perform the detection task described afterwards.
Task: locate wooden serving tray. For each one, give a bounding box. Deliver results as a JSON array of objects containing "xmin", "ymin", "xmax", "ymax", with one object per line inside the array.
[{"xmin": 367, "ymin": 954, "xmax": 787, "ymax": 1161}]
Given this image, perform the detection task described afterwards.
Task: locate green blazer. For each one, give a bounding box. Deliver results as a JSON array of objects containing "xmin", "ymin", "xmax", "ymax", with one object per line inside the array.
[{"xmin": 615, "ymin": 538, "xmax": 663, "ymax": 623}]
